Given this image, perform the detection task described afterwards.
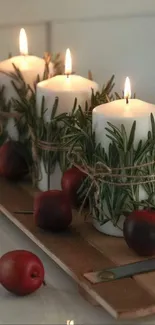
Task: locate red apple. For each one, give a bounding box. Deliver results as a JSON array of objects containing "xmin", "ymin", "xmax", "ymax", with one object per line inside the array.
[
  {"xmin": 123, "ymin": 209, "xmax": 155, "ymax": 256},
  {"xmin": 61, "ymin": 167, "xmax": 86, "ymax": 207},
  {"xmin": 0, "ymin": 140, "xmax": 29, "ymax": 180},
  {"xmin": 34, "ymin": 190, "xmax": 72, "ymax": 232},
  {"xmin": 0, "ymin": 250, "xmax": 45, "ymax": 296}
]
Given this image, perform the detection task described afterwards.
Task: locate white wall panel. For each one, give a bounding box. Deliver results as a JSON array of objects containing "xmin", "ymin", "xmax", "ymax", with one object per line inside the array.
[
  {"xmin": 0, "ymin": 0, "xmax": 155, "ymax": 23},
  {"xmin": 0, "ymin": 0, "xmax": 155, "ymax": 102},
  {"xmin": 0, "ymin": 23, "xmax": 49, "ymax": 60},
  {"xmin": 55, "ymin": 0, "xmax": 155, "ymax": 20},
  {"xmin": 52, "ymin": 16, "xmax": 155, "ymax": 103}
]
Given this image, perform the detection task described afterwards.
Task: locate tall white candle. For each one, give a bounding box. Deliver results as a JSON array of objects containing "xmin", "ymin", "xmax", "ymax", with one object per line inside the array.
[
  {"xmin": 36, "ymin": 49, "xmax": 99, "ymax": 192},
  {"xmin": 0, "ymin": 28, "xmax": 53, "ymax": 139}
]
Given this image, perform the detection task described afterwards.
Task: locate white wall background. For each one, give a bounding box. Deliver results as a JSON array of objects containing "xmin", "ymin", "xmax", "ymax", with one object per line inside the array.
[{"xmin": 0, "ymin": 0, "xmax": 155, "ymax": 102}]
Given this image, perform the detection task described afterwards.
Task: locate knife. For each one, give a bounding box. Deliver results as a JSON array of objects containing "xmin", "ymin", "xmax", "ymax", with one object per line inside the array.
[
  {"xmin": 84, "ymin": 258, "xmax": 155, "ymax": 284},
  {"xmin": 13, "ymin": 210, "xmax": 33, "ymax": 214}
]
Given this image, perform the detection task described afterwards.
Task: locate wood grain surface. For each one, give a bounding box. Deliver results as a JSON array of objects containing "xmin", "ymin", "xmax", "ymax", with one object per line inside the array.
[{"xmin": 1, "ymin": 177, "xmax": 155, "ymax": 319}]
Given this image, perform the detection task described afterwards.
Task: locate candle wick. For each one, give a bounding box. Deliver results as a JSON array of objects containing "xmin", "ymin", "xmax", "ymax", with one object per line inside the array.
[
  {"xmin": 64, "ymin": 72, "xmax": 71, "ymax": 78},
  {"xmin": 65, "ymin": 73, "xmax": 70, "ymax": 79},
  {"xmin": 126, "ymin": 97, "xmax": 129, "ymax": 104}
]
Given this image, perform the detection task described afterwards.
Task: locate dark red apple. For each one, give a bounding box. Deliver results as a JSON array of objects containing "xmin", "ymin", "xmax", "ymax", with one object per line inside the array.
[
  {"xmin": 34, "ymin": 190, "xmax": 72, "ymax": 232},
  {"xmin": 61, "ymin": 167, "xmax": 86, "ymax": 207},
  {"xmin": 0, "ymin": 250, "xmax": 45, "ymax": 296},
  {"xmin": 0, "ymin": 140, "xmax": 29, "ymax": 180},
  {"xmin": 123, "ymin": 209, "xmax": 155, "ymax": 256}
]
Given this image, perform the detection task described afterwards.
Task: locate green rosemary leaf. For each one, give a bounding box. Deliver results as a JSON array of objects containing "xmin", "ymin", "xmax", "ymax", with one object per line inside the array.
[
  {"xmin": 72, "ymin": 98, "xmax": 78, "ymax": 113},
  {"xmin": 127, "ymin": 121, "xmax": 136, "ymax": 151},
  {"xmin": 41, "ymin": 96, "xmax": 45, "ymax": 118},
  {"xmin": 135, "ymin": 141, "xmax": 152, "ymax": 163},
  {"xmin": 151, "ymin": 113, "xmax": 155, "ymax": 139},
  {"xmin": 105, "ymin": 128, "xmax": 123, "ymax": 147},
  {"xmin": 135, "ymin": 139, "xmax": 142, "ymax": 156},
  {"xmin": 50, "ymin": 97, "xmax": 59, "ymax": 119},
  {"xmin": 104, "ymin": 185, "xmax": 114, "ymax": 219},
  {"xmin": 114, "ymin": 92, "xmax": 122, "ymax": 100},
  {"xmin": 121, "ymin": 124, "xmax": 127, "ymax": 152},
  {"xmin": 106, "ymin": 135, "xmax": 118, "ymax": 145},
  {"xmin": 61, "ymin": 135, "xmax": 80, "ymax": 147},
  {"xmin": 148, "ymin": 130, "xmax": 152, "ymax": 140},
  {"xmin": 104, "ymin": 75, "xmax": 115, "ymax": 93},
  {"xmin": 53, "ymin": 112, "xmax": 67, "ymax": 121},
  {"xmin": 107, "ymin": 122, "xmax": 122, "ymax": 136},
  {"xmin": 12, "ymin": 63, "xmax": 24, "ymax": 81}
]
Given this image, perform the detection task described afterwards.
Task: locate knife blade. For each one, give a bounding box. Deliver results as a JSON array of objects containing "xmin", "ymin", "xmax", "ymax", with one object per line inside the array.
[
  {"xmin": 84, "ymin": 258, "xmax": 155, "ymax": 284},
  {"xmin": 13, "ymin": 210, "xmax": 33, "ymax": 214}
]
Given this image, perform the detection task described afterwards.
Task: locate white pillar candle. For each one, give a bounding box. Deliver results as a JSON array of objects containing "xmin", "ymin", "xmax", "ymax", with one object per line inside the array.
[
  {"xmin": 0, "ymin": 28, "xmax": 53, "ymax": 139},
  {"xmin": 92, "ymin": 77, "xmax": 155, "ymax": 236},
  {"xmin": 36, "ymin": 49, "xmax": 99, "ymax": 192},
  {"xmin": 36, "ymin": 48, "xmax": 99, "ymax": 119},
  {"xmin": 93, "ymin": 77, "xmax": 155, "ymax": 203},
  {"xmin": 93, "ymin": 77, "xmax": 155, "ymax": 149}
]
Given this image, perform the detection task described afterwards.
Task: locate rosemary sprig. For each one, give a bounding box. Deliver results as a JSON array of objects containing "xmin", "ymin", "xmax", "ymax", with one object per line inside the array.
[
  {"xmin": 1, "ymin": 63, "xmax": 119, "ymax": 193},
  {"xmin": 91, "ymin": 75, "xmax": 115, "ymax": 109},
  {"xmin": 0, "ymin": 85, "xmax": 11, "ymax": 141},
  {"xmin": 2, "ymin": 59, "xmax": 153, "ymax": 227},
  {"xmin": 70, "ymin": 113, "xmax": 155, "ymax": 226}
]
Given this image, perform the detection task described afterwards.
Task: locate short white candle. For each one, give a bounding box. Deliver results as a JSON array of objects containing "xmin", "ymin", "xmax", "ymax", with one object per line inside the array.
[
  {"xmin": 93, "ymin": 77, "xmax": 155, "ymax": 202},
  {"xmin": 36, "ymin": 49, "xmax": 99, "ymax": 192},
  {"xmin": 93, "ymin": 77, "xmax": 155, "ymax": 148},
  {"xmin": 0, "ymin": 28, "xmax": 53, "ymax": 139},
  {"xmin": 36, "ymin": 48, "xmax": 99, "ymax": 119}
]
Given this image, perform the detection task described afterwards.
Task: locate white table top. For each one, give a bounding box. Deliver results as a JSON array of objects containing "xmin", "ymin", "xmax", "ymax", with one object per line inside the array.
[{"xmin": 0, "ymin": 212, "xmax": 155, "ymax": 325}]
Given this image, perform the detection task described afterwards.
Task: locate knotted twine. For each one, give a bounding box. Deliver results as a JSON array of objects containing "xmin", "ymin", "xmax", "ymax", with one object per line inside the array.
[
  {"xmin": 68, "ymin": 150, "xmax": 155, "ymax": 186},
  {"xmin": 67, "ymin": 151, "xmax": 155, "ymax": 216},
  {"xmin": 37, "ymin": 138, "xmax": 81, "ymax": 154},
  {"xmin": 36, "ymin": 139, "xmax": 82, "ymax": 190}
]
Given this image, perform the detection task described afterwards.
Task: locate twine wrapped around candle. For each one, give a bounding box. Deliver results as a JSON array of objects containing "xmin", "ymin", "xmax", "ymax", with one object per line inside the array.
[
  {"xmin": 72, "ymin": 158, "xmax": 155, "ymax": 186},
  {"xmin": 1, "ymin": 110, "xmax": 155, "ymax": 186},
  {"xmin": 67, "ymin": 151, "xmax": 155, "ymax": 215},
  {"xmin": 37, "ymin": 139, "xmax": 81, "ymax": 153},
  {"xmin": 68, "ymin": 149, "xmax": 155, "ymax": 185},
  {"xmin": 36, "ymin": 138, "xmax": 83, "ymax": 191}
]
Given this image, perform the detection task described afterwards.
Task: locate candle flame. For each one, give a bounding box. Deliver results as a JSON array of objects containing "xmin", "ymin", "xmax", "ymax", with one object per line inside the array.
[
  {"xmin": 124, "ymin": 77, "xmax": 131, "ymax": 102},
  {"xmin": 19, "ymin": 28, "xmax": 28, "ymax": 55},
  {"xmin": 67, "ymin": 321, "xmax": 74, "ymax": 325},
  {"xmin": 65, "ymin": 48, "xmax": 72, "ymax": 75}
]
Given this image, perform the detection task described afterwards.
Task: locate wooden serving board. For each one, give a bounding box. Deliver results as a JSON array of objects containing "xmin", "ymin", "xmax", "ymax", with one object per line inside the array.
[{"xmin": 1, "ymin": 177, "xmax": 155, "ymax": 320}]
